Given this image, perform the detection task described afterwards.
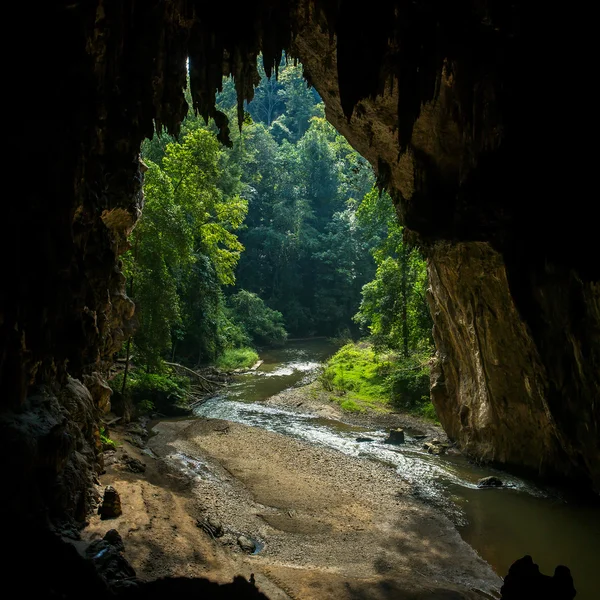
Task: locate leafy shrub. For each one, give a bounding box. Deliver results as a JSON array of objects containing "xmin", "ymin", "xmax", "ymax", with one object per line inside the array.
[
  {"xmin": 110, "ymin": 369, "xmax": 189, "ymax": 416},
  {"xmin": 388, "ymin": 354, "xmax": 431, "ymax": 410},
  {"xmin": 215, "ymin": 347, "xmax": 259, "ymax": 370},
  {"xmin": 100, "ymin": 427, "xmax": 116, "ymax": 450},
  {"xmin": 227, "ymin": 290, "xmax": 287, "ymax": 347},
  {"xmin": 320, "ymin": 341, "xmax": 435, "ymax": 420},
  {"xmin": 419, "ymin": 401, "xmax": 438, "ymax": 421}
]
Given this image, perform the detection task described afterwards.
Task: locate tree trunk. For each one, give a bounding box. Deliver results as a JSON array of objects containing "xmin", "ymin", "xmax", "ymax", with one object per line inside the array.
[
  {"xmin": 401, "ymin": 243, "xmax": 409, "ymax": 358},
  {"xmin": 121, "ymin": 336, "xmax": 132, "ymax": 395}
]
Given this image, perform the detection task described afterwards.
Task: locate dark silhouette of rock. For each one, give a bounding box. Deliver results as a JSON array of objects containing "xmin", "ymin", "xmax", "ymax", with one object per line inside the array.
[
  {"xmin": 86, "ymin": 529, "xmax": 136, "ymax": 584},
  {"xmin": 99, "ymin": 485, "xmax": 122, "ymax": 519},
  {"xmin": 356, "ymin": 437, "xmax": 374, "ymax": 443},
  {"xmin": 500, "ymin": 555, "xmax": 576, "ymax": 599},
  {"xmin": 478, "ymin": 476, "xmax": 504, "ymax": 488},
  {"xmin": 103, "ymin": 528, "xmax": 125, "ymax": 552},
  {"xmin": 384, "ymin": 428, "xmax": 405, "ymax": 444}
]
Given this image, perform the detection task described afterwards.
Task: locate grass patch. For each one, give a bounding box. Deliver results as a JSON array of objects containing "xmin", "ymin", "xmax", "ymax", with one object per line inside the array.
[
  {"xmin": 215, "ymin": 347, "xmax": 259, "ymax": 370},
  {"xmin": 320, "ymin": 343, "xmax": 392, "ymax": 412},
  {"xmin": 320, "ymin": 341, "xmax": 437, "ymax": 421}
]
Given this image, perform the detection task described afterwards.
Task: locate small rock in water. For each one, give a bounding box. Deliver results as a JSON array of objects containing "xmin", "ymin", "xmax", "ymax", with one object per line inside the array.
[
  {"xmin": 477, "ymin": 476, "xmax": 504, "ymax": 488},
  {"xmin": 384, "ymin": 428, "xmax": 405, "ymax": 445},
  {"xmin": 423, "ymin": 440, "xmax": 447, "ymax": 455},
  {"xmin": 99, "ymin": 486, "xmax": 122, "ymax": 519},
  {"xmin": 356, "ymin": 437, "xmax": 374, "ymax": 443},
  {"xmin": 237, "ymin": 535, "xmax": 256, "ymax": 553}
]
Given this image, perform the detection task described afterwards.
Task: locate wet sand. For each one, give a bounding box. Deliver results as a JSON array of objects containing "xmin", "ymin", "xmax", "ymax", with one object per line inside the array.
[{"xmin": 85, "ymin": 417, "xmax": 501, "ymax": 599}]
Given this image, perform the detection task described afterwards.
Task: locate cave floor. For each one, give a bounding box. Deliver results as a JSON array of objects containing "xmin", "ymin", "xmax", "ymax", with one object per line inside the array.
[{"xmin": 84, "ymin": 418, "xmax": 501, "ymax": 599}]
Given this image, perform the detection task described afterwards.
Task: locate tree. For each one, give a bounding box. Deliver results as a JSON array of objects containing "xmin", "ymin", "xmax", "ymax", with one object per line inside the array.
[
  {"xmin": 354, "ymin": 188, "xmax": 432, "ymax": 355},
  {"xmin": 227, "ymin": 290, "xmax": 287, "ymax": 346},
  {"xmin": 128, "ymin": 127, "xmax": 247, "ymax": 374}
]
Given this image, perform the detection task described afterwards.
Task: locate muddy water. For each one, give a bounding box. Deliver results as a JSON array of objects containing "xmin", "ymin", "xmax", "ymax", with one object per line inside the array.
[{"xmin": 195, "ymin": 339, "xmax": 600, "ymax": 599}]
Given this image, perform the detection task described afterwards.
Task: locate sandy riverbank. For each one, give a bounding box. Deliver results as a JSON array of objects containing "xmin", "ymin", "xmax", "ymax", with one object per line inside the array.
[
  {"xmin": 85, "ymin": 409, "xmax": 501, "ymax": 599},
  {"xmin": 263, "ymin": 380, "xmax": 447, "ymax": 439}
]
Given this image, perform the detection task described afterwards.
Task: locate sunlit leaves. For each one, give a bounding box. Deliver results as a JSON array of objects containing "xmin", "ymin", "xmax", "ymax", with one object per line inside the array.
[{"xmin": 131, "ymin": 127, "xmax": 248, "ymax": 368}]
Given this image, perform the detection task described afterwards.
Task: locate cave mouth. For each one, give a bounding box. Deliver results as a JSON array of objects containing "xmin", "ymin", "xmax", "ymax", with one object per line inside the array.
[{"xmin": 2, "ymin": 2, "xmax": 599, "ymax": 599}]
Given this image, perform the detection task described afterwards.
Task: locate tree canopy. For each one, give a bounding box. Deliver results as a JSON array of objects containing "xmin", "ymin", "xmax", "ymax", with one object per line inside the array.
[{"xmin": 124, "ymin": 55, "xmax": 432, "ymax": 384}]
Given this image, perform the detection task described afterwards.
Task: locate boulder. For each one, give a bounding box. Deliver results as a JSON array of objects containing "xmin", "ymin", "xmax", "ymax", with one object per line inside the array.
[
  {"xmin": 356, "ymin": 437, "xmax": 374, "ymax": 443},
  {"xmin": 501, "ymin": 555, "xmax": 575, "ymax": 599},
  {"xmin": 384, "ymin": 428, "xmax": 405, "ymax": 445},
  {"xmin": 122, "ymin": 455, "xmax": 146, "ymax": 473},
  {"xmin": 125, "ymin": 434, "xmax": 145, "ymax": 448},
  {"xmin": 198, "ymin": 516, "xmax": 224, "ymax": 538},
  {"xmin": 99, "ymin": 486, "xmax": 122, "ymax": 519},
  {"xmin": 86, "ymin": 528, "xmax": 135, "ymax": 584},
  {"xmin": 125, "ymin": 423, "xmax": 148, "ymax": 439},
  {"xmin": 103, "ymin": 529, "xmax": 125, "ymax": 552},
  {"xmin": 423, "ymin": 440, "xmax": 447, "ymax": 455},
  {"xmin": 477, "ymin": 476, "xmax": 504, "ymax": 488},
  {"xmin": 237, "ymin": 535, "xmax": 256, "ymax": 553}
]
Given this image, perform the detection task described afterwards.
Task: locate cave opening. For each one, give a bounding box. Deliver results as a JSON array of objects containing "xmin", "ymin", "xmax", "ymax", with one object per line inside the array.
[{"xmin": 2, "ymin": 2, "xmax": 599, "ymax": 599}]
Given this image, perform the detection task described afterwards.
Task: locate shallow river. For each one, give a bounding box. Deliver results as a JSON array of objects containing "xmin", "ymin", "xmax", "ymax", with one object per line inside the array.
[{"xmin": 194, "ymin": 339, "xmax": 600, "ymax": 598}]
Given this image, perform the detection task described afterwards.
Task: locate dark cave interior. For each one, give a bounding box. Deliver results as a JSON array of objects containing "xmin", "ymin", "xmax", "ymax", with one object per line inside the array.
[{"xmin": 2, "ymin": 1, "xmax": 598, "ymax": 598}]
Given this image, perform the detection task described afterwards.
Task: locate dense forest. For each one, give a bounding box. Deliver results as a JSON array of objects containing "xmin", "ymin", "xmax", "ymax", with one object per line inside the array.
[{"xmin": 115, "ymin": 57, "xmax": 434, "ymax": 418}]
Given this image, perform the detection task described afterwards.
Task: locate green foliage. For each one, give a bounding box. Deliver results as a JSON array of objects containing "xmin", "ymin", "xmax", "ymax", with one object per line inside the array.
[
  {"xmin": 355, "ymin": 188, "xmax": 432, "ymax": 356},
  {"xmin": 130, "ymin": 54, "xmax": 434, "ymax": 402},
  {"xmin": 320, "ymin": 343, "xmax": 391, "ymax": 412},
  {"xmin": 100, "ymin": 427, "xmax": 116, "ymax": 450},
  {"xmin": 215, "ymin": 347, "xmax": 259, "ymax": 370},
  {"xmin": 226, "ymin": 290, "xmax": 287, "ymax": 346},
  {"xmin": 133, "ymin": 125, "xmax": 248, "ymax": 369},
  {"xmin": 321, "ymin": 342, "xmax": 435, "ymax": 420},
  {"xmin": 235, "ymin": 97, "xmax": 376, "ymax": 336}
]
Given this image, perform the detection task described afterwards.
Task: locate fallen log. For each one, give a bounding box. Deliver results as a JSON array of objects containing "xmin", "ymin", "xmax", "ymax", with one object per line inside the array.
[{"xmin": 165, "ymin": 361, "xmax": 227, "ymax": 387}]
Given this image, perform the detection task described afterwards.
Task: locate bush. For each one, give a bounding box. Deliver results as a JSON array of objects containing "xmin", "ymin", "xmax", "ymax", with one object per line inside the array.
[
  {"xmin": 419, "ymin": 401, "xmax": 438, "ymax": 421},
  {"xmin": 227, "ymin": 290, "xmax": 287, "ymax": 347},
  {"xmin": 388, "ymin": 354, "xmax": 431, "ymax": 410},
  {"xmin": 110, "ymin": 369, "xmax": 190, "ymax": 416},
  {"xmin": 100, "ymin": 427, "xmax": 116, "ymax": 450},
  {"xmin": 215, "ymin": 347, "xmax": 259, "ymax": 370},
  {"xmin": 320, "ymin": 341, "xmax": 435, "ymax": 420},
  {"xmin": 320, "ymin": 343, "xmax": 389, "ymax": 402}
]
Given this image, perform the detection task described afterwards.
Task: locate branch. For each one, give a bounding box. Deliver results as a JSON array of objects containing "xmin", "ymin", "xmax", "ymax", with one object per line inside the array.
[{"xmin": 165, "ymin": 361, "xmax": 227, "ymax": 386}]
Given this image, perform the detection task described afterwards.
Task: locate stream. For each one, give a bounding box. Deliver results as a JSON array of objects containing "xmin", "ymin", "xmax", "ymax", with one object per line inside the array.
[{"xmin": 193, "ymin": 339, "xmax": 600, "ymax": 599}]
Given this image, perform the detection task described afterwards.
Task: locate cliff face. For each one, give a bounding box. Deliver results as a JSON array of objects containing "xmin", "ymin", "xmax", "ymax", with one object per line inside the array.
[
  {"xmin": 291, "ymin": 9, "xmax": 600, "ymax": 490},
  {"xmin": 1, "ymin": 0, "xmax": 598, "ymax": 537}
]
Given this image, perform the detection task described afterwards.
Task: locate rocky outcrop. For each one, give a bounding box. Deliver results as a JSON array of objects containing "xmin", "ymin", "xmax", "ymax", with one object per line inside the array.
[
  {"xmin": 0, "ymin": 378, "xmax": 100, "ymax": 523},
  {"xmin": 427, "ymin": 242, "xmax": 564, "ymax": 474},
  {"xmin": 99, "ymin": 486, "xmax": 122, "ymax": 519},
  {"xmin": 426, "ymin": 241, "xmax": 599, "ymax": 488}
]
